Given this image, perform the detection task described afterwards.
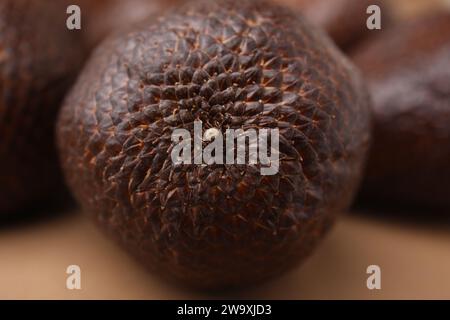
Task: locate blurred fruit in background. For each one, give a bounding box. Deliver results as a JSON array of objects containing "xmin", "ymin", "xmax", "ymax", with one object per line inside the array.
[
  {"xmin": 276, "ymin": 0, "xmax": 389, "ymax": 49},
  {"xmin": 352, "ymin": 9, "xmax": 450, "ymax": 210},
  {"xmin": 387, "ymin": 0, "xmax": 447, "ymax": 20},
  {"xmin": 0, "ymin": 0, "xmax": 85, "ymax": 216},
  {"xmin": 72, "ymin": 0, "xmax": 181, "ymax": 50}
]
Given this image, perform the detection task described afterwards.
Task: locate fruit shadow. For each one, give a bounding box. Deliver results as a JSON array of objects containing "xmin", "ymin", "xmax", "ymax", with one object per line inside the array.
[
  {"xmin": 352, "ymin": 200, "xmax": 450, "ymax": 230},
  {"xmin": 0, "ymin": 192, "xmax": 77, "ymax": 231}
]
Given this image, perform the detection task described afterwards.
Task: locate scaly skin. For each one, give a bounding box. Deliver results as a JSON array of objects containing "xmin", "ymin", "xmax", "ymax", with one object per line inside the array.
[{"xmin": 58, "ymin": 0, "xmax": 371, "ymax": 289}]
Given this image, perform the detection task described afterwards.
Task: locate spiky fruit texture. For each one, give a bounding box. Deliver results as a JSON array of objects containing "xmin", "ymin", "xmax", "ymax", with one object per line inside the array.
[
  {"xmin": 0, "ymin": 0, "xmax": 84, "ymax": 214},
  {"xmin": 58, "ymin": 0, "xmax": 371, "ymax": 289}
]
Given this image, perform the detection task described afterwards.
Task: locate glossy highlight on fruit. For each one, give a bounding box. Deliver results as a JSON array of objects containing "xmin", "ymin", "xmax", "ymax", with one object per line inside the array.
[
  {"xmin": 58, "ymin": 0, "xmax": 371, "ymax": 289},
  {"xmin": 353, "ymin": 12, "xmax": 450, "ymax": 209},
  {"xmin": 0, "ymin": 0, "xmax": 84, "ymax": 214}
]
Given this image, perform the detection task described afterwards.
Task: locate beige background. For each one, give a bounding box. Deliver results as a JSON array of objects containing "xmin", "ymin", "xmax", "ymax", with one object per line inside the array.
[{"xmin": 1, "ymin": 209, "xmax": 449, "ymax": 300}]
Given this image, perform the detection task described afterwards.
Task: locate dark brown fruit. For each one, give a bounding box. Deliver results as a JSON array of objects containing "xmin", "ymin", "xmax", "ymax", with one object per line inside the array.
[
  {"xmin": 277, "ymin": 0, "xmax": 387, "ymax": 49},
  {"xmin": 353, "ymin": 12, "xmax": 450, "ymax": 208},
  {"xmin": 0, "ymin": 0, "xmax": 85, "ymax": 214},
  {"xmin": 73, "ymin": 0, "xmax": 181, "ymax": 50},
  {"xmin": 58, "ymin": 0, "xmax": 371, "ymax": 289}
]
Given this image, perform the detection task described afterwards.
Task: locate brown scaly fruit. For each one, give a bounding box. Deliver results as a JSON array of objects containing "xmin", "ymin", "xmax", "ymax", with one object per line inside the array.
[
  {"xmin": 57, "ymin": 0, "xmax": 371, "ymax": 289},
  {"xmin": 0, "ymin": 0, "xmax": 85, "ymax": 215},
  {"xmin": 353, "ymin": 12, "xmax": 450, "ymax": 209},
  {"xmin": 277, "ymin": 0, "xmax": 387, "ymax": 49}
]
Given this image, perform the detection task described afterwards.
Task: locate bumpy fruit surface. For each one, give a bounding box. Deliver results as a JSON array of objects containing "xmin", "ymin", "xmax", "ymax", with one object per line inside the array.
[
  {"xmin": 58, "ymin": 0, "xmax": 371, "ymax": 288},
  {"xmin": 353, "ymin": 12, "xmax": 450, "ymax": 209},
  {"xmin": 0, "ymin": 0, "xmax": 84, "ymax": 214}
]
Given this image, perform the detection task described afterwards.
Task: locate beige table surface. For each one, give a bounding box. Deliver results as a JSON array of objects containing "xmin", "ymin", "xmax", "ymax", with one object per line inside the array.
[{"xmin": 0, "ymin": 209, "xmax": 449, "ymax": 300}]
